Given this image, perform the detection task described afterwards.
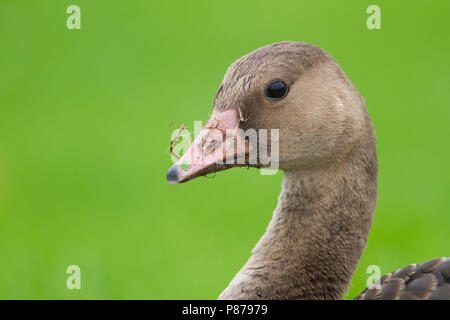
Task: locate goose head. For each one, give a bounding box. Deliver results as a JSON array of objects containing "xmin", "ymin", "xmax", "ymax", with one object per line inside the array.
[{"xmin": 167, "ymin": 41, "xmax": 373, "ymax": 183}]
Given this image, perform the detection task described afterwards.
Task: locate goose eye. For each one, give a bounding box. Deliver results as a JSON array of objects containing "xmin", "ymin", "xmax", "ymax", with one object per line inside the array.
[{"xmin": 265, "ymin": 81, "xmax": 288, "ymax": 99}]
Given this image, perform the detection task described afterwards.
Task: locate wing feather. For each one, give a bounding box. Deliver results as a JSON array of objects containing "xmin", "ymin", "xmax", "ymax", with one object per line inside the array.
[{"xmin": 355, "ymin": 257, "xmax": 450, "ymax": 300}]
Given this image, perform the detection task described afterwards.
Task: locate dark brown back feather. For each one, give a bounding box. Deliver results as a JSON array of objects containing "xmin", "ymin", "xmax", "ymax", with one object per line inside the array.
[{"xmin": 355, "ymin": 257, "xmax": 450, "ymax": 300}]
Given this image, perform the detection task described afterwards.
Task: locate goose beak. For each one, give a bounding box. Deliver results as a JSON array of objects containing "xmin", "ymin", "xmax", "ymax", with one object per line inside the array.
[{"xmin": 167, "ymin": 109, "xmax": 250, "ymax": 184}]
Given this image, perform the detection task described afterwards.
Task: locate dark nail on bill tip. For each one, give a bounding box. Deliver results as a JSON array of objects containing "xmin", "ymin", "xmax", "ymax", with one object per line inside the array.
[{"xmin": 166, "ymin": 165, "xmax": 179, "ymax": 182}]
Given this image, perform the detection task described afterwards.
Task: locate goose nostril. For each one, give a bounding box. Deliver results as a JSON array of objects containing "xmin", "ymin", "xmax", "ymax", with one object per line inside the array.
[
  {"xmin": 203, "ymin": 139, "xmax": 218, "ymax": 155},
  {"xmin": 166, "ymin": 165, "xmax": 180, "ymax": 183}
]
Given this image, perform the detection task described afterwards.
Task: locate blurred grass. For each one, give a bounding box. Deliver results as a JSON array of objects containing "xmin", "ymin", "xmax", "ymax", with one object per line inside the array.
[{"xmin": 0, "ymin": 0, "xmax": 449, "ymax": 299}]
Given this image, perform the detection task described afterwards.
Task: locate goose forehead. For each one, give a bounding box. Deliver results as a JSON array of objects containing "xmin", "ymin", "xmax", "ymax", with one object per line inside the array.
[{"xmin": 214, "ymin": 41, "xmax": 330, "ymax": 110}]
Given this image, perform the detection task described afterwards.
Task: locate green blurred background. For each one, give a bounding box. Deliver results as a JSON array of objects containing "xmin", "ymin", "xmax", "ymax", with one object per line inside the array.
[{"xmin": 0, "ymin": 0, "xmax": 449, "ymax": 299}]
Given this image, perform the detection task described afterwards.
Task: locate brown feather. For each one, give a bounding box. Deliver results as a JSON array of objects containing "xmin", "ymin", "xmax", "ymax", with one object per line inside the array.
[{"xmin": 356, "ymin": 257, "xmax": 450, "ymax": 300}]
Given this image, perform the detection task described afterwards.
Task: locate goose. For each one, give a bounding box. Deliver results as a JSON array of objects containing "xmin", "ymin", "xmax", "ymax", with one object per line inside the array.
[{"xmin": 166, "ymin": 41, "xmax": 450, "ymax": 300}]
